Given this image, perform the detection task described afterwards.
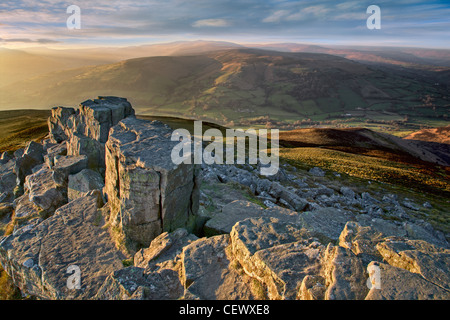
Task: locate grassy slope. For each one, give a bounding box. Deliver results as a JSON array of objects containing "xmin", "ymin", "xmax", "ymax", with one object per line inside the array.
[{"xmin": 0, "ymin": 110, "xmax": 51, "ymax": 153}]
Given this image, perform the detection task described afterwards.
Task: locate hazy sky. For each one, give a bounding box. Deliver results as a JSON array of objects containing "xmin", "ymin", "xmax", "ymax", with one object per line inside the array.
[{"xmin": 0, "ymin": 0, "xmax": 449, "ymax": 48}]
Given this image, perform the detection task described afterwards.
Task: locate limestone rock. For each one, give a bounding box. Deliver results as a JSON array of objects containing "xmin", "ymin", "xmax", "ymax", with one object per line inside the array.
[
  {"xmin": 68, "ymin": 169, "xmax": 104, "ymax": 202},
  {"xmin": 134, "ymin": 228, "xmax": 198, "ymax": 270},
  {"xmin": 48, "ymin": 107, "xmax": 76, "ymax": 143},
  {"xmin": 0, "ymin": 191, "xmax": 124, "ymax": 299},
  {"xmin": 44, "ymin": 142, "xmax": 67, "ymax": 168},
  {"xmin": 13, "ymin": 194, "xmax": 41, "ymax": 220},
  {"xmin": 321, "ymin": 244, "xmax": 369, "ymax": 300},
  {"xmin": 181, "ymin": 234, "xmax": 256, "ymax": 300},
  {"xmin": 52, "ymin": 155, "xmax": 88, "ymax": 187},
  {"xmin": 104, "ymin": 117, "xmax": 199, "ymax": 249},
  {"xmin": 252, "ymin": 239, "xmax": 326, "ymax": 300},
  {"xmin": 67, "ymin": 133, "xmax": 105, "ymax": 169},
  {"xmin": 297, "ymin": 275, "xmax": 327, "ymax": 300},
  {"xmin": 204, "ymin": 200, "xmax": 264, "ymax": 236},
  {"xmin": 49, "ymin": 97, "xmax": 135, "ymax": 169},
  {"xmin": 0, "ymin": 158, "xmax": 16, "ymax": 203},
  {"xmin": 75, "ymin": 97, "xmax": 135, "ymax": 143},
  {"xmin": 298, "ymin": 207, "xmax": 353, "ymax": 242},
  {"xmin": 339, "ymin": 221, "xmax": 384, "ymax": 257},
  {"xmin": 365, "ymin": 262, "xmax": 450, "ymax": 300},
  {"xmin": 95, "ymin": 266, "xmax": 184, "ymax": 300},
  {"xmin": 376, "ymin": 238, "xmax": 450, "ymax": 290},
  {"xmin": 24, "ymin": 165, "xmax": 67, "ymax": 214},
  {"xmin": 13, "ymin": 141, "xmax": 45, "ymax": 186}
]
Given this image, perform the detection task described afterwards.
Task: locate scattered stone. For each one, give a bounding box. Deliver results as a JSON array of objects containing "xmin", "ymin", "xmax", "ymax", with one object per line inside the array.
[
  {"xmin": 340, "ymin": 187, "xmax": 355, "ymax": 200},
  {"xmin": 309, "ymin": 167, "xmax": 325, "ymax": 177},
  {"xmin": 403, "ymin": 200, "xmax": 420, "ymax": 211},
  {"xmin": 423, "ymin": 202, "xmax": 433, "ymax": 209}
]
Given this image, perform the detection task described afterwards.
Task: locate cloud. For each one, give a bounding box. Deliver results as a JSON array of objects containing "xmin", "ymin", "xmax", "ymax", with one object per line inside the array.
[
  {"xmin": 0, "ymin": 0, "xmax": 448, "ymax": 48},
  {"xmin": 262, "ymin": 10, "xmax": 290, "ymax": 23},
  {"xmin": 192, "ymin": 19, "xmax": 230, "ymax": 28},
  {"xmin": 0, "ymin": 37, "xmax": 60, "ymax": 43}
]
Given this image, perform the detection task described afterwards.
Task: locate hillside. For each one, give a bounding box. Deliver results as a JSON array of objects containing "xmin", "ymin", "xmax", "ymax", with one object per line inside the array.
[
  {"xmin": 404, "ymin": 126, "xmax": 450, "ymax": 144},
  {"xmin": 1, "ymin": 48, "xmax": 448, "ymax": 130},
  {"xmin": 278, "ymin": 127, "xmax": 450, "ymax": 166}
]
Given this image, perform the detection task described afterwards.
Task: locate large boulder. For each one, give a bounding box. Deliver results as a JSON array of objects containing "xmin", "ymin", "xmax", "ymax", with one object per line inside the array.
[
  {"xmin": 22, "ymin": 165, "xmax": 67, "ymax": 217},
  {"xmin": 180, "ymin": 234, "xmax": 257, "ymax": 300},
  {"xmin": 104, "ymin": 117, "xmax": 199, "ymax": 250},
  {"xmin": 51, "ymin": 155, "xmax": 88, "ymax": 187},
  {"xmin": 44, "ymin": 142, "xmax": 67, "ymax": 168},
  {"xmin": 13, "ymin": 141, "xmax": 45, "ymax": 186},
  {"xmin": 67, "ymin": 133, "xmax": 105, "ymax": 169}
]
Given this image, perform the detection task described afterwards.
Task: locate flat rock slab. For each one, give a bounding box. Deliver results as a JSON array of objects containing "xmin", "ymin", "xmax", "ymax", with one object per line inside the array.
[
  {"xmin": 0, "ymin": 191, "xmax": 125, "ymax": 299},
  {"xmin": 376, "ymin": 238, "xmax": 450, "ymax": 290},
  {"xmin": 365, "ymin": 262, "xmax": 450, "ymax": 300},
  {"xmin": 298, "ymin": 207, "xmax": 354, "ymax": 242},
  {"xmin": 181, "ymin": 234, "xmax": 256, "ymax": 300},
  {"xmin": 204, "ymin": 200, "xmax": 264, "ymax": 236}
]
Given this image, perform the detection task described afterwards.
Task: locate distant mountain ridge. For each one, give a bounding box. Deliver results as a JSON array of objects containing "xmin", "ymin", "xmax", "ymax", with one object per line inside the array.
[{"xmin": 0, "ymin": 41, "xmax": 448, "ymax": 127}]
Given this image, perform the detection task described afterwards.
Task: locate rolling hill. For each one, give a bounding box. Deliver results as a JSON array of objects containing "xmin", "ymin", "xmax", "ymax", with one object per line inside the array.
[
  {"xmin": 404, "ymin": 126, "xmax": 450, "ymax": 145},
  {"xmin": 0, "ymin": 47, "xmax": 448, "ymax": 128}
]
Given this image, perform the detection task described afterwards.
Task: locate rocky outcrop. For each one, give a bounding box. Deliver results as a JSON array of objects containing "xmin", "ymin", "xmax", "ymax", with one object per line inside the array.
[
  {"xmin": 48, "ymin": 96, "xmax": 135, "ymax": 168},
  {"xmin": 114, "ymin": 213, "xmax": 448, "ymax": 301},
  {"xmin": 104, "ymin": 117, "xmax": 199, "ymax": 249}
]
